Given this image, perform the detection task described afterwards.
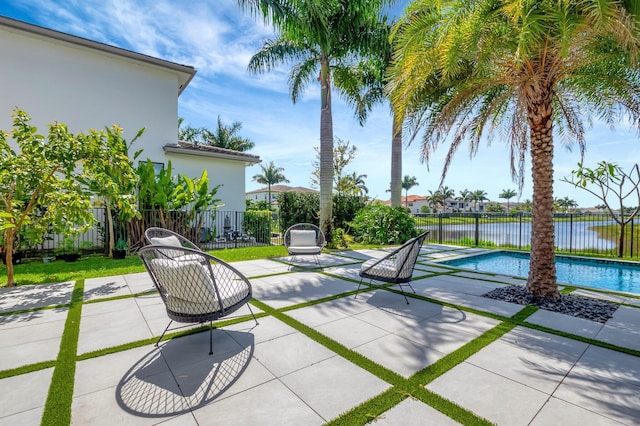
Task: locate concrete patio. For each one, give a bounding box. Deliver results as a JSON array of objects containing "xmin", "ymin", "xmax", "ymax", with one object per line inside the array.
[{"xmin": 1, "ymin": 244, "xmax": 640, "ymax": 425}]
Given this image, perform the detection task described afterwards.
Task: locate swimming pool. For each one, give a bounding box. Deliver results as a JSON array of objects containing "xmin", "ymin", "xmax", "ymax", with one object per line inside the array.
[{"xmin": 441, "ymin": 251, "xmax": 640, "ymax": 294}]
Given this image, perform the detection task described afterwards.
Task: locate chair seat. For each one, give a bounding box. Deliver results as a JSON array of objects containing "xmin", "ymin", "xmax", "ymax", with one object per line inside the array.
[{"xmin": 288, "ymin": 245, "xmax": 322, "ymax": 255}]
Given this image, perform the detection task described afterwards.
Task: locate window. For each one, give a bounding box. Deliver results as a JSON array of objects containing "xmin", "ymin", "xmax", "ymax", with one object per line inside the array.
[{"xmin": 139, "ymin": 161, "xmax": 164, "ymax": 175}]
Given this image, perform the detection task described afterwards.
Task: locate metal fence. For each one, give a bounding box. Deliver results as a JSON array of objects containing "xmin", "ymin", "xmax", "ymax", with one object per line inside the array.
[{"xmin": 414, "ymin": 212, "xmax": 640, "ymax": 259}]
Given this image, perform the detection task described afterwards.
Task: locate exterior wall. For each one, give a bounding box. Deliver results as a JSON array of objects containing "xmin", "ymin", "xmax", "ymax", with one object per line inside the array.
[
  {"xmin": 247, "ymin": 190, "xmax": 277, "ymax": 203},
  {"xmin": 0, "ymin": 23, "xmax": 250, "ymax": 212},
  {"xmin": 0, "ymin": 25, "xmax": 179, "ymax": 155},
  {"xmin": 166, "ymin": 153, "xmax": 248, "ymax": 212}
]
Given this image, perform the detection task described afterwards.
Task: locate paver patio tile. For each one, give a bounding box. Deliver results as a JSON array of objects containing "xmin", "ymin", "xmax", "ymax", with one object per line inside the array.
[
  {"xmin": 355, "ymin": 333, "xmax": 446, "ymax": 378},
  {"xmin": 84, "ymin": 275, "xmax": 131, "ymax": 301},
  {"xmin": 0, "ymin": 368, "xmax": 52, "ymax": 421},
  {"xmin": 526, "ymin": 309, "xmax": 604, "ymax": 339},
  {"xmin": 280, "ymin": 355, "xmax": 391, "ymax": 421},
  {"xmin": 251, "ymin": 271, "xmax": 356, "ymax": 308},
  {"xmin": 227, "ymin": 259, "xmax": 291, "ymax": 277},
  {"xmin": 250, "ymin": 331, "xmax": 337, "ymax": 377},
  {"xmin": 553, "ymin": 347, "xmax": 640, "ymax": 424},
  {"xmin": 315, "ymin": 315, "xmax": 390, "ymax": 348},
  {"xmin": 531, "ymin": 397, "xmax": 624, "ymax": 425},
  {"xmin": 223, "ymin": 315, "xmax": 296, "ymax": 345},
  {"xmin": 427, "ymin": 362, "xmax": 550, "ymax": 425},
  {"xmin": 190, "ymin": 379, "xmax": 324, "ymax": 426},
  {"xmin": 0, "ymin": 281, "xmax": 73, "ymax": 312},
  {"xmin": 285, "ymin": 292, "xmax": 379, "ymax": 327}
]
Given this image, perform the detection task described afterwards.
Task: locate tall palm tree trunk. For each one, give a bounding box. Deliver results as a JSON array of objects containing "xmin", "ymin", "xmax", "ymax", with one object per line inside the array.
[
  {"xmin": 319, "ymin": 58, "xmax": 334, "ymax": 241},
  {"xmin": 390, "ymin": 118, "xmax": 402, "ymax": 207},
  {"xmin": 526, "ymin": 92, "xmax": 559, "ymax": 298}
]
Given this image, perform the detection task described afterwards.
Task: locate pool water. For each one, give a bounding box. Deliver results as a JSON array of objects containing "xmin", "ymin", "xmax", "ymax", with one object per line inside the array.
[{"xmin": 441, "ymin": 251, "xmax": 640, "ymax": 294}]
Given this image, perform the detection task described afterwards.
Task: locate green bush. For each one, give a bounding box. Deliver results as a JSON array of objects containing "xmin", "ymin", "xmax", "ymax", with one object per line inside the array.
[
  {"xmin": 277, "ymin": 192, "xmax": 320, "ymax": 232},
  {"xmin": 349, "ymin": 203, "xmax": 418, "ymax": 244},
  {"xmin": 333, "ymin": 194, "xmax": 366, "ymax": 232},
  {"xmin": 243, "ymin": 210, "xmax": 272, "ymax": 243}
]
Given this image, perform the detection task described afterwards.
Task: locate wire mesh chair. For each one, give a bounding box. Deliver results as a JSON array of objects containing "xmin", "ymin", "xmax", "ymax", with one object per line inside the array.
[
  {"xmin": 145, "ymin": 227, "xmax": 201, "ymax": 251},
  {"xmin": 355, "ymin": 231, "xmax": 430, "ymax": 304},
  {"xmin": 139, "ymin": 245, "xmax": 258, "ymax": 354},
  {"xmin": 283, "ymin": 223, "xmax": 326, "ymax": 268}
]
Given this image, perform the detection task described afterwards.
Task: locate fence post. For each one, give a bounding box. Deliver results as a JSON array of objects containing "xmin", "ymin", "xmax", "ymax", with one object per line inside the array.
[
  {"xmin": 475, "ymin": 214, "xmax": 480, "ymax": 247},
  {"xmin": 234, "ymin": 211, "xmax": 239, "ymax": 248},
  {"xmin": 438, "ymin": 214, "xmax": 443, "ymax": 244},
  {"xmin": 569, "ymin": 214, "xmax": 573, "ymax": 253},
  {"xmin": 631, "ymin": 218, "xmax": 635, "ymax": 258},
  {"xmin": 518, "ymin": 212, "xmax": 522, "ymax": 250}
]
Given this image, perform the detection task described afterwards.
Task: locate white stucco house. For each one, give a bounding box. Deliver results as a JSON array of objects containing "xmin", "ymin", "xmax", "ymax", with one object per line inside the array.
[
  {"xmin": 0, "ymin": 16, "xmax": 260, "ymax": 212},
  {"xmin": 246, "ymin": 185, "xmax": 319, "ymax": 205}
]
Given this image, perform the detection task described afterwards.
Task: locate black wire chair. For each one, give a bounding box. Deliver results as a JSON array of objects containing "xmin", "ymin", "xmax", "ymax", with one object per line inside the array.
[
  {"xmin": 355, "ymin": 231, "xmax": 430, "ymax": 304},
  {"xmin": 139, "ymin": 245, "xmax": 258, "ymax": 354}
]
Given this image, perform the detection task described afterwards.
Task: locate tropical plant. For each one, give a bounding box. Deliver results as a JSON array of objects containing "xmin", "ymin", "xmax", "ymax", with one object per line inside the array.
[
  {"xmin": 178, "ymin": 116, "xmax": 255, "ymax": 151},
  {"xmin": 499, "ymin": 189, "xmax": 518, "ymax": 212},
  {"xmin": 252, "ymin": 161, "xmax": 289, "ymax": 207},
  {"xmin": 240, "ymin": 0, "xmax": 388, "ymax": 242},
  {"xmin": 561, "ymin": 161, "xmax": 640, "ymax": 257},
  {"xmin": 401, "ymin": 175, "xmax": 419, "ymax": 208},
  {"xmin": 388, "ymin": 1, "xmax": 640, "ymax": 297}
]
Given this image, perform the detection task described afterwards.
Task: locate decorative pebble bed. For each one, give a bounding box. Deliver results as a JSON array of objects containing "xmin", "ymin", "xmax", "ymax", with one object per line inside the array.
[{"xmin": 483, "ymin": 285, "xmax": 619, "ymax": 323}]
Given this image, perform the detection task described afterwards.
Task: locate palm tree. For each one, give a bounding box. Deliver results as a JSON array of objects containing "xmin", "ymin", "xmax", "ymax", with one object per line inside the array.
[
  {"xmin": 201, "ymin": 116, "xmax": 255, "ymax": 152},
  {"xmin": 178, "ymin": 116, "xmax": 254, "ymax": 152},
  {"xmin": 472, "ymin": 190, "xmax": 489, "ymax": 212},
  {"xmin": 458, "ymin": 189, "xmax": 472, "ymax": 211},
  {"xmin": 499, "ymin": 189, "xmax": 518, "ymax": 212},
  {"xmin": 388, "ymin": 1, "xmax": 640, "ymax": 297},
  {"xmin": 338, "ymin": 172, "xmax": 368, "ymax": 196},
  {"xmin": 438, "ymin": 186, "xmax": 456, "ymax": 211},
  {"xmin": 239, "ymin": 0, "xmax": 387, "ymax": 241},
  {"xmin": 401, "ymin": 175, "xmax": 419, "ymax": 208},
  {"xmin": 333, "ymin": 18, "xmax": 405, "ymax": 207},
  {"xmin": 252, "ymin": 161, "xmax": 289, "ymax": 207}
]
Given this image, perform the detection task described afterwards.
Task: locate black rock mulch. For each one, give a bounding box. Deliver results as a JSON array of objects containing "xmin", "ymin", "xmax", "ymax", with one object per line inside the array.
[{"xmin": 483, "ymin": 285, "xmax": 619, "ymax": 323}]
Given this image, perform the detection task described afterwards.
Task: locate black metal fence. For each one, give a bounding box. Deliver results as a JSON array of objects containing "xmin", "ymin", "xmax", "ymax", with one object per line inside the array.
[{"xmin": 414, "ymin": 212, "xmax": 640, "ymax": 259}]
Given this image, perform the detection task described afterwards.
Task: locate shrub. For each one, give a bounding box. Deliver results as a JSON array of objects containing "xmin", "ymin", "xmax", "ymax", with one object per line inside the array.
[
  {"xmin": 333, "ymin": 194, "xmax": 366, "ymax": 232},
  {"xmin": 349, "ymin": 204, "xmax": 418, "ymax": 244},
  {"xmin": 330, "ymin": 227, "xmax": 353, "ymax": 249},
  {"xmin": 277, "ymin": 192, "xmax": 320, "ymax": 232}
]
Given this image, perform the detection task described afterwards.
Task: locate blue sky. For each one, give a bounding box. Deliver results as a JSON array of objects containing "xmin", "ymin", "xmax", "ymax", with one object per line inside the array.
[{"xmin": 2, "ymin": 0, "xmax": 639, "ymax": 208}]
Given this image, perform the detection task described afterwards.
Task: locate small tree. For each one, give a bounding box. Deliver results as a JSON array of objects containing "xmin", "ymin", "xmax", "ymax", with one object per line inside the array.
[
  {"xmin": 81, "ymin": 126, "xmax": 143, "ymax": 257},
  {"xmin": 1, "ymin": 110, "xmax": 100, "ymax": 286},
  {"xmin": 561, "ymin": 161, "xmax": 640, "ymax": 257}
]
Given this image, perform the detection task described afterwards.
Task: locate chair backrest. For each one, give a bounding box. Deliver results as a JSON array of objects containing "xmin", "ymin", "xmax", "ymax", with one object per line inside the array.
[
  {"xmin": 145, "ymin": 227, "xmax": 201, "ymax": 254},
  {"xmin": 284, "ymin": 223, "xmax": 325, "ymax": 249},
  {"xmin": 139, "ymin": 245, "xmax": 252, "ymax": 319},
  {"xmin": 393, "ymin": 231, "xmax": 429, "ymax": 280}
]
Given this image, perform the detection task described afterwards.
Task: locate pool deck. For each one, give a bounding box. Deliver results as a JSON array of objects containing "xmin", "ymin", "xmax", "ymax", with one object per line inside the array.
[{"xmin": 1, "ymin": 244, "xmax": 640, "ymax": 425}]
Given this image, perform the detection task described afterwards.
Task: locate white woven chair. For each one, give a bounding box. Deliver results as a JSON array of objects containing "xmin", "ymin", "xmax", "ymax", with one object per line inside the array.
[
  {"xmin": 139, "ymin": 245, "xmax": 258, "ymax": 354},
  {"xmin": 283, "ymin": 223, "xmax": 325, "ymax": 268},
  {"xmin": 356, "ymin": 231, "xmax": 430, "ymax": 304}
]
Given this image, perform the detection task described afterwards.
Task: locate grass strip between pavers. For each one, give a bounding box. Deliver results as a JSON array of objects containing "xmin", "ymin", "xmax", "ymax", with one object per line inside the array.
[
  {"xmin": 0, "ymin": 360, "xmax": 57, "ymax": 380},
  {"xmin": 41, "ymin": 279, "xmax": 84, "ymax": 426}
]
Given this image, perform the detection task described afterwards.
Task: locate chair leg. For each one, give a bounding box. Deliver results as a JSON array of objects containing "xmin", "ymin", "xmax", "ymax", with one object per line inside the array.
[
  {"xmin": 156, "ymin": 320, "xmax": 173, "ymax": 347},
  {"xmin": 397, "ymin": 284, "xmax": 410, "ymax": 304},
  {"xmin": 288, "ymin": 254, "xmax": 296, "ymax": 270},
  {"xmin": 354, "ymin": 278, "xmax": 364, "ymax": 299},
  {"xmin": 209, "ymin": 321, "xmax": 213, "ymax": 355},
  {"xmin": 248, "ymin": 304, "xmax": 259, "ymax": 325}
]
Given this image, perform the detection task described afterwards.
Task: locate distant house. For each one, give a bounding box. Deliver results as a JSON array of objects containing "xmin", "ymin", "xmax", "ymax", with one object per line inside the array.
[
  {"xmin": 385, "ymin": 195, "xmax": 429, "ymax": 214},
  {"xmin": 246, "ymin": 185, "xmax": 319, "ymax": 205},
  {"xmin": 0, "ymin": 16, "xmax": 259, "ymax": 212}
]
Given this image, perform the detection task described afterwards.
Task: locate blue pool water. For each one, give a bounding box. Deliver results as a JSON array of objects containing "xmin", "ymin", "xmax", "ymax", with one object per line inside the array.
[{"xmin": 441, "ymin": 251, "xmax": 640, "ymax": 294}]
